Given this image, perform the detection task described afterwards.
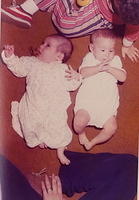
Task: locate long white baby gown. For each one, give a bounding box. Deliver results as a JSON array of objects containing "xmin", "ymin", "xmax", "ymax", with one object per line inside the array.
[
  {"xmin": 74, "ymin": 52, "xmax": 125, "ymax": 128},
  {"xmin": 2, "ymin": 52, "xmax": 81, "ymax": 148}
]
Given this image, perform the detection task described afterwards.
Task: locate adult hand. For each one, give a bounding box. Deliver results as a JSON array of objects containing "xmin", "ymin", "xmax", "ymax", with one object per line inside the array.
[
  {"xmin": 4, "ymin": 45, "xmax": 14, "ymax": 57},
  {"xmin": 42, "ymin": 174, "xmax": 64, "ymax": 200},
  {"xmin": 122, "ymin": 45, "xmax": 139, "ymax": 62}
]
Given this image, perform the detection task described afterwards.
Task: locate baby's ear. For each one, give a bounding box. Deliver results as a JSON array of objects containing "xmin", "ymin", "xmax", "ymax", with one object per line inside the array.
[
  {"xmin": 89, "ymin": 43, "xmax": 94, "ymax": 52},
  {"xmin": 57, "ymin": 52, "xmax": 64, "ymax": 61}
]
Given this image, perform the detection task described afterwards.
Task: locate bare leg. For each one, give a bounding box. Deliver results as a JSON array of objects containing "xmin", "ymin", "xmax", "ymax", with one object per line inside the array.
[
  {"xmin": 57, "ymin": 147, "xmax": 70, "ymax": 165},
  {"xmin": 85, "ymin": 116, "xmax": 117, "ymax": 150},
  {"xmin": 74, "ymin": 109, "xmax": 90, "ymax": 147},
  {"xmin": 79, "ymin": 131, "xmax": 90, "ymax": 145}
]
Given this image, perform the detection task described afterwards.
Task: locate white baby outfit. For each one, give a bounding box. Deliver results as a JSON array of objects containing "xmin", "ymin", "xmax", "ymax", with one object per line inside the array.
[
  {"xmin": 74, "ymin": 52, "xmax": 125, "ymax": 128},
  {"xmin": 2, "ymin": 52, "xmax": 81, "ymax": 148}
]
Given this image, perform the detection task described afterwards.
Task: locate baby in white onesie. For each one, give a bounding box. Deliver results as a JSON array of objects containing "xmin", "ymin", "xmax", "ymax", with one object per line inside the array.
[
  {"xmin": 74, "ymin": 29, "xmax": 127, "ymax": 150},
  {"xmin": 2, "ymin": 34, "xmax": 81, "ymax": 165}
]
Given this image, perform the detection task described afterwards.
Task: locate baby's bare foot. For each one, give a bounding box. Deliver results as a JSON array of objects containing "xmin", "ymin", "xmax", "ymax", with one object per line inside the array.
[
  {"xmin": 57, "ymin": 147, "xmax": 70, "ymax": 165},
  {"xmin": 79, "ymin": 133, "xmax": 89, "ymax": 145},
  {"xmin": 39, "ymin": 143, "xmax": 47, "ymax": 149},
  {"xmin": 58, "ymin": 154, "xmax": 70, "ymax": 165},
  {"xmin": 84, "ymin": 141, "xmax": 95, "ymax": 151}
]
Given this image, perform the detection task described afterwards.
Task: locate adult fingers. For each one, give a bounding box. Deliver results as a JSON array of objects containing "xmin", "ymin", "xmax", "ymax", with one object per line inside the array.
[
  {"xmin": 41, "ymin": 181, "xmax": 48, "ymax": 197},
  {"xmin": 128, "ymin": 53, "xmax": 137, "ymax": 62},
  {"xmin": 134, "ymin": 47, "xmax": 139, "ymax": 54},
  {"xmin": 56, "ymin": 176, "xmax": 62, "ymax": 194},
  {"xmin": 44, "ymin": 174, "xmax": 52, "ymax": 192},
  {"xmin": 133, "ymin": 51, "xmax": 139, "ymax": 59},
  {"xmin": 52, "ymin": 174, "xmax": 57, "ymax": 193}
]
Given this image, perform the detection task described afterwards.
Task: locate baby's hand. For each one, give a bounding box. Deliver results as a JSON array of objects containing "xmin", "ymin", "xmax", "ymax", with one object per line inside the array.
[
  {"xmin": 3, "ymin": 45, "xmax": 14, "ymax": 57},
  {"xmin": 122, "ymin": 44, "xmax": 139, "ymax": 62},
  {"xmin": 99, "ymin": 59, "xmax": 110, "ymax": 71},
  {"xmin": 65, "ymin": 65, "xmax": 81, "ymax": 81},
  {"xmin": 101, "ymin": 64, "xmax": 110, "ymax": 71}
]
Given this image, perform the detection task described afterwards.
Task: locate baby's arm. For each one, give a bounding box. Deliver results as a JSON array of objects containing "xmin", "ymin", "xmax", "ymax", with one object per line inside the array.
[
  {"xmin": 102, "ymin": 57, "xmax": 127, "ymax": 82},
  {"xmin": 80, "ymin": 65, "xmax": 101, "ymax": 78},
  {"xmin": 81, "ymin": 56, "xmax": 127, "ymax": 82},
  {"xmin": 80, "ymin": 60, "xmax": 110, "ymax": 79},
  {"xmin": 105, "ymin": 66, "xmax": 127, "ymax": 82},
  {"xmin": 4, "ymin": 45, "xmax": 14, "ymax": 57},
  {"xmin": 78, "ymin": 52, "xmax": 105, "ymax": 78},
  {"xmin": 1, "ymin": 45, "xmax": 32, "ymax": 77}
]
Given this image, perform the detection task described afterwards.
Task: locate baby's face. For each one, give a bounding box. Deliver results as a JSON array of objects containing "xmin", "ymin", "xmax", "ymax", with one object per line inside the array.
[
  {"xmin": 37, "ymin": 37, "xmax": 61, "ymax": 63},
  {"xmin": 91, "ymin": 37, "xmax": 115, "ymax": 62}
]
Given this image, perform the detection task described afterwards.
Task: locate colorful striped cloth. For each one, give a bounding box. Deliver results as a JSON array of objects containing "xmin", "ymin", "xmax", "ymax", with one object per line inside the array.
[
  {"xmin": 35, "ymin": 0, "xmax": 112, "ymax": 37},
  {"xmin": 34, "ymin": 0, "xmax": 139, "ymax": 41}
]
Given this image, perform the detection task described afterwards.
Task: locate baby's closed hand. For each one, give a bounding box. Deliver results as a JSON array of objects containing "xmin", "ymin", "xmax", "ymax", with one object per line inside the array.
[
  {"xmin": 99, "ymin": 60, "xmax": 110, "ymax": 72},
  {"xmin": 101, "ymin": 64, "xmax": 110, "ymax": 71},
  {"xmin": 4, "ymin": 45, "xmax": 14, "ymax": 57}
]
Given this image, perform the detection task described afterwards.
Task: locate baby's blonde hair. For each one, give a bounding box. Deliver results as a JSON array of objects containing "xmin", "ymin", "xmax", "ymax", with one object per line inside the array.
[{"xmin": 90, "ymin": 29, "xmax": 117, "ymax": 44}]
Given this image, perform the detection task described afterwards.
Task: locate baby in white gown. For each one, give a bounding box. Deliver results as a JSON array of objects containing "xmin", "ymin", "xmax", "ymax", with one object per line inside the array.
[
  {"xmin": 74, "ymin": 29, "xmax": 127, "ymax": 150},
  {"xmin": 2, "ymin": 34, "xmax": 81, "ymax": 165}
]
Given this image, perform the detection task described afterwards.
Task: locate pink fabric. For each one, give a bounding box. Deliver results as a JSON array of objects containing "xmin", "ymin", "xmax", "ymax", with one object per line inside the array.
[
  {"xmin": 34, "ymin": 0, "xmax": 139, "ymax": 41},
  {"xmin": 97, "ymin": 0, "xmax": 139, "ymax": 42}
]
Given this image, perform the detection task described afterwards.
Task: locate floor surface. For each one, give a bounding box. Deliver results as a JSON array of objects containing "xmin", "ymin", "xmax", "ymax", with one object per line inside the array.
[{"xmin": 0, "ymin": 1, "xmax": 139, "ymax": 199}]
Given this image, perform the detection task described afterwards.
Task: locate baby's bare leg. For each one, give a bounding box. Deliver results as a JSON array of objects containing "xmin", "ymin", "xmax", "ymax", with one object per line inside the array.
[
  {"xmin": 74, "ymin": 109, "xmax": 90, "ymax": 146},
  {"xmin": 79, "ymin": 131, "xmax": 90, "ymax": 145},
  {"xmin": 85, "ymin": 116, "xmax": 117, "ymax": 150},
  {"xmin": 57, "ymin": 147, "xmax": 70, "ymax": 165}
]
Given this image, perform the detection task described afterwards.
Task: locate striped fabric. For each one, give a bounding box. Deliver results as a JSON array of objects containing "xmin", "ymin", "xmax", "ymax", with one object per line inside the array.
[
  {"xmin": 36, "ymin": 0, "xmax": 56, "ymax": 11},
  {"xmin": 34, "ymin": 0, "xmax": 112, "ymax": 37},
  {"xmin": 1, "ymin": 6, "xmax": 32, "ymax": 27},
  {"xmin": 10, "ymin": 7, "xmax": 32, "ymax": 21}
]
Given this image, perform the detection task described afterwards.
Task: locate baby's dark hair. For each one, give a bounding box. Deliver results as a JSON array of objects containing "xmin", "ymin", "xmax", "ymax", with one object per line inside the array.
[
  {"xmin": 90, "ymin": 29, "xmax": 117, "ymax": 43},
  {"xmin": 49, "ymin": 34, "xmax": 73, "ymax": 62},
  {"xmin": 112, "ymin": 0, "xmax": 139, "ymax": 25}
]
